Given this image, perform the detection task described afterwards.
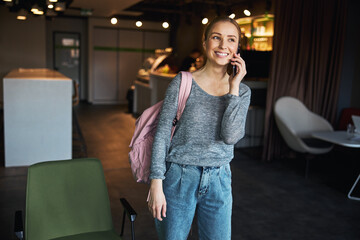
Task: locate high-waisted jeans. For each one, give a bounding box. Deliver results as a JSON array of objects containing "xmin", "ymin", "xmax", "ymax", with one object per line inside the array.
[{"xmin": 155, "ymin": 162, "xmax": 233, "ymax": 240}]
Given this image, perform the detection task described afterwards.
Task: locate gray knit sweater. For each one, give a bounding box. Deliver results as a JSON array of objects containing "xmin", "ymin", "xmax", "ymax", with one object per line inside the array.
[{"xmin": 150, "ymin": 72, "xmax": 251, "ymax": 180}]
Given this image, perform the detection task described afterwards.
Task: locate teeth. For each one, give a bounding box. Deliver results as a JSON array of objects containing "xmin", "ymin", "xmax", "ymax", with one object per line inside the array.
[{"xmin": 216, "ymin": 52, "xmax": 228, "ymax": 56}]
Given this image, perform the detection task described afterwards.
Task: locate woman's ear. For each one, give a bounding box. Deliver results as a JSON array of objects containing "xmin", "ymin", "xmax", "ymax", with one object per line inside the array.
[{"xmin": 202, "ymin": 41, "xmax": 206, "ymax": 52}]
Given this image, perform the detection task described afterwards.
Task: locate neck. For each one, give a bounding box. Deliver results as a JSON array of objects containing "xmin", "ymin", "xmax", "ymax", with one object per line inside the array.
[{"xmin": 198, "ymin": 60, "xmax": 228, "ymax": 82}]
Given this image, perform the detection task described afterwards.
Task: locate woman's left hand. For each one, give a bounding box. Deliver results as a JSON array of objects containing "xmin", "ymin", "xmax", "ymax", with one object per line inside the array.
[{"xmin": 228, "ymin": 53, "xmax": 246, "ymax": 96}]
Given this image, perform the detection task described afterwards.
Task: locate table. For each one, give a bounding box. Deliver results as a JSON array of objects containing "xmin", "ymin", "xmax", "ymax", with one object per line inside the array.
[
  {"xmin": 311, "ymin": 131, "xmax": 360, "ymax": 148},
  {"xmin": 3, "ymin": 68, "xmax": 72, "ymax": 167},
  {"xmin": 311, "ymin": 131, "xmax": 360, "ymax": 200}
]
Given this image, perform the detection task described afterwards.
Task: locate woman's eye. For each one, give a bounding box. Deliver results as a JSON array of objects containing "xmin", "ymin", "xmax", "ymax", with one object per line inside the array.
[
  {"xmin": 212, "ymin": 36, "xmax": 221, "ymax": 40},
  {"xmin": 229, "ymin": 38, "xmax": 236, "ymax": 42}
]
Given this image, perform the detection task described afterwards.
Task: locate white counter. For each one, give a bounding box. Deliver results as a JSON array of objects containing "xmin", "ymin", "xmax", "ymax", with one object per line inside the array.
[
  {"xmin": 133, "ymin": 72, "xmax": 175, "ymax": 115},
  {"xmin": 3, "ymin": 68, "xmax": 72, "ymax": 167}
]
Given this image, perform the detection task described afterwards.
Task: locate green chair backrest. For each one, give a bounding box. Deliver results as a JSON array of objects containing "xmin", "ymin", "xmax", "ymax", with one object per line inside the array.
[{"xmin": 25, "ymin": 158, "xmax": 114, "ymax": 240}]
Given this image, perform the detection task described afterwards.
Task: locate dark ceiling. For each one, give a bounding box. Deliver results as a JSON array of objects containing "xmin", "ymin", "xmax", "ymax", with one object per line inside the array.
[
  {"xmin": 1, "ymin": 0, "xmax": 272, "ymax": 21},
  {"xmin": 123, "ymin": 0, "xmax": 272, "ymax": 21}
]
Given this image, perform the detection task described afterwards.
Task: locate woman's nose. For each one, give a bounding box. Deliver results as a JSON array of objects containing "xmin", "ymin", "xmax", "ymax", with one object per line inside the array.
[{"xmin": 219, "ymin": 39, "xmax": 226, "ymax": 49}]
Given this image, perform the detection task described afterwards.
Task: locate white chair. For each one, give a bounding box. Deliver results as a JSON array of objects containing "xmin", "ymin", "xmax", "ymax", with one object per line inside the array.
[{"xmin": 274, "ymin": 96, "xmax": 334, "ymax": 177}]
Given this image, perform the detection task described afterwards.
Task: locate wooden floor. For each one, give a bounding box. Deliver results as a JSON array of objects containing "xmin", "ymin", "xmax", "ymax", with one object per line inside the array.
[{"xmin": 1, "ymin": 103, "xmax": 360, "ymax": 240}]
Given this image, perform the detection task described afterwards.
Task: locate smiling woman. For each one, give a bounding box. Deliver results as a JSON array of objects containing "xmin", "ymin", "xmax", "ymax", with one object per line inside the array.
[
  {"xmin": 195, "ymin": 17, "xmax": 245, "ymax": 97},
  {"xmin": 148, "ymin": 16, "xmax": 251, "ymax": 240}
]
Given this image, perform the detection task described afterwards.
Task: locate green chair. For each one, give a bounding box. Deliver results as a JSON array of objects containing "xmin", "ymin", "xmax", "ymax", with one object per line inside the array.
[{"xmin": 14, "ymin": 158, "xmax": 136, "ymax": 240}]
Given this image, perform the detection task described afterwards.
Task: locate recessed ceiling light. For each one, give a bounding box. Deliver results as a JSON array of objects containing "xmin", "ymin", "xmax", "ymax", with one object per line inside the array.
[
  {"xmin": 244, "ymin": 9, "xmax": 251, "ymax": 16},
  {"xmin": 162, "ymin": 22, "xmax": 169, "ymax": 29},
  {"xmin": 202, "ymin": 18, "xmax": 208, "ymax": 25},
  {"xmin": 136, "ymin": 21, "xmax": 142, "ymax": 27},
  {"xmin": 111, "ymin": 17, "xmax": 118, "ymax": 25}
]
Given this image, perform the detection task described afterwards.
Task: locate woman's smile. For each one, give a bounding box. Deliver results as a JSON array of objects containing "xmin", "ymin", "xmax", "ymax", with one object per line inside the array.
[
  {"xmin": 214, "ymin": 51, "xmax": 230, "ymax": 57},
  {"xmin": 203, "ymin": 21, "xmax": 239, "ymax": 67}
]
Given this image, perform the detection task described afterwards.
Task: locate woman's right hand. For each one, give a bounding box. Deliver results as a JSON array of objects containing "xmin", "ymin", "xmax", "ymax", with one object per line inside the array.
[{"xmin": 148, "ymin": 179, "xmax": 167, "ymax": 221}]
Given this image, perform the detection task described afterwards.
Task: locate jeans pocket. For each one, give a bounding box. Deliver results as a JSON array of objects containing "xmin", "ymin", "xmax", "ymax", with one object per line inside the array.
[{"xmin": 164, "ymin": 162, "xmax": 174, "ymax": 178}]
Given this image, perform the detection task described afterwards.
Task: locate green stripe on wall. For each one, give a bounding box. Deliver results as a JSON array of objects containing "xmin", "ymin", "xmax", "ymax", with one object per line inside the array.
[{"xmin": 94, "ymin": 46, "xmax": 155, "ymax": 53}]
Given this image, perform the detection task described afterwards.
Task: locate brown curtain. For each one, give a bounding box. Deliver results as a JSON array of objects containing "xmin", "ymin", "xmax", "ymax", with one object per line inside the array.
[{"xmin": 262, "ymin": 0, "xmax": 348, "ymax": 161}]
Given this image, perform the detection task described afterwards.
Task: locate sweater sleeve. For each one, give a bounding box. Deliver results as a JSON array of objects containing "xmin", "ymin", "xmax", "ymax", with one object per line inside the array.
[
  {"xmin": 149, "ymin": 73, "xmax": 181, "ymax": 180},
  {"xmin": 221, "ymin": 83, "xmax": 251, "ymax": 145}
]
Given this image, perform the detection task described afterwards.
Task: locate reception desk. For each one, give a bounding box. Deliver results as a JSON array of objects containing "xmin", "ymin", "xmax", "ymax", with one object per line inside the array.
[{"xmin": 3, "ymin": 68, "xmax": 72, "ymax": 167}]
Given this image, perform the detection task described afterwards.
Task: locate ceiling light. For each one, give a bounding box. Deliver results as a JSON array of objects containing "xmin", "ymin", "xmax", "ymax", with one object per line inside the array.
[
  {"xmin": 111, "ymin": 17, "xmax": 118, "ymax": 25},
  {"xmin": 34, "ymin": 10, "xmax": 44, "ymax": 15},
  {"xmin": 17, "ymin": 16, "xmax": 26, "ymax": 20},
  {"xmin": 202, "ymin": 18, "xmax": 208, "ymax": 25},
  {"xmin": 3, "ymin": 0, "xmax": 13, "ymax": 6},
  {"xmin": 244, "ymin": 9, "xmax": 251, "ymax": 16},
  {"xmin": 162, "ymin": 22, "xmax": 169, "ymax": 29},
  {"xmin": 136, "ymin": 21, "xmax": 142, "ymax": 27},
  {"xmin": 17, "ymin": 9, "xmax": 27, "ymax": 20},
  {"xmin": 31, "ymin": 4, "xmax": 40, "ymax": 13},
  {"xmin": 54, "ymin": 2, "xmax": 65, "ymax": 11},
  {"xmin": 49, "ymin": 0, "xmax": 58, "ymax": 2},
  {"xmin": 48, "ymin": 4, "xmax": 54, "ymax": 9},
  {"xmin": 229, "ymin": 13, "xmax": 236, "ymax": 19}
]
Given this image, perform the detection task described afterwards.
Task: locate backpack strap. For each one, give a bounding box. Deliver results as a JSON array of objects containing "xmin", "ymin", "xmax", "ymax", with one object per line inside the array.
[
  {"xmin": 177, "ymin": 71, "xmax": 192, "ymax": 119},
  {"xmin": 170, "ymin": 71, "xmax": 192, "ymax": 138}
]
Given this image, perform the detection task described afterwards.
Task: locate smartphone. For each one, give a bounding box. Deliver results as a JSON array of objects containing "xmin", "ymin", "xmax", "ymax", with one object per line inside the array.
[{"xmin": 232, "ymin": 46, "xmax": 241, "ymax": 77}]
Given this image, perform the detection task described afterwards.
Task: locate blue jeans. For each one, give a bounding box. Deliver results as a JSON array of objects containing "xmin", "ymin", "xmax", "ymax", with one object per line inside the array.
[{"xmin": 155, "ymin": 162, "xmax": 232, "ymax": 240}]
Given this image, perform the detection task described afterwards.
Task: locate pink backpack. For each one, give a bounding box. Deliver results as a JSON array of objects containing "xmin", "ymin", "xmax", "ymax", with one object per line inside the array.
[{"xmin": 129, "ymin": 72, "xmax": 192, "ymax": 183}]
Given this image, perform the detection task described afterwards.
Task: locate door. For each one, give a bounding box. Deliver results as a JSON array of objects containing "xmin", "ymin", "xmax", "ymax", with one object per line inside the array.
[{"xmin": 54, "ymin": 32, "xmax": 80, "ymax": 94}]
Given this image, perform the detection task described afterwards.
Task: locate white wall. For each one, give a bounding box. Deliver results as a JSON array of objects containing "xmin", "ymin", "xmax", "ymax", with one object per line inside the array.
[
  {"xmin": 0, "ymin": 6, "xmax": 46, "ymax": 106},
  {"xmin": 88, "ymin": 18, "xmax": 170, "ymax": 103}
]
